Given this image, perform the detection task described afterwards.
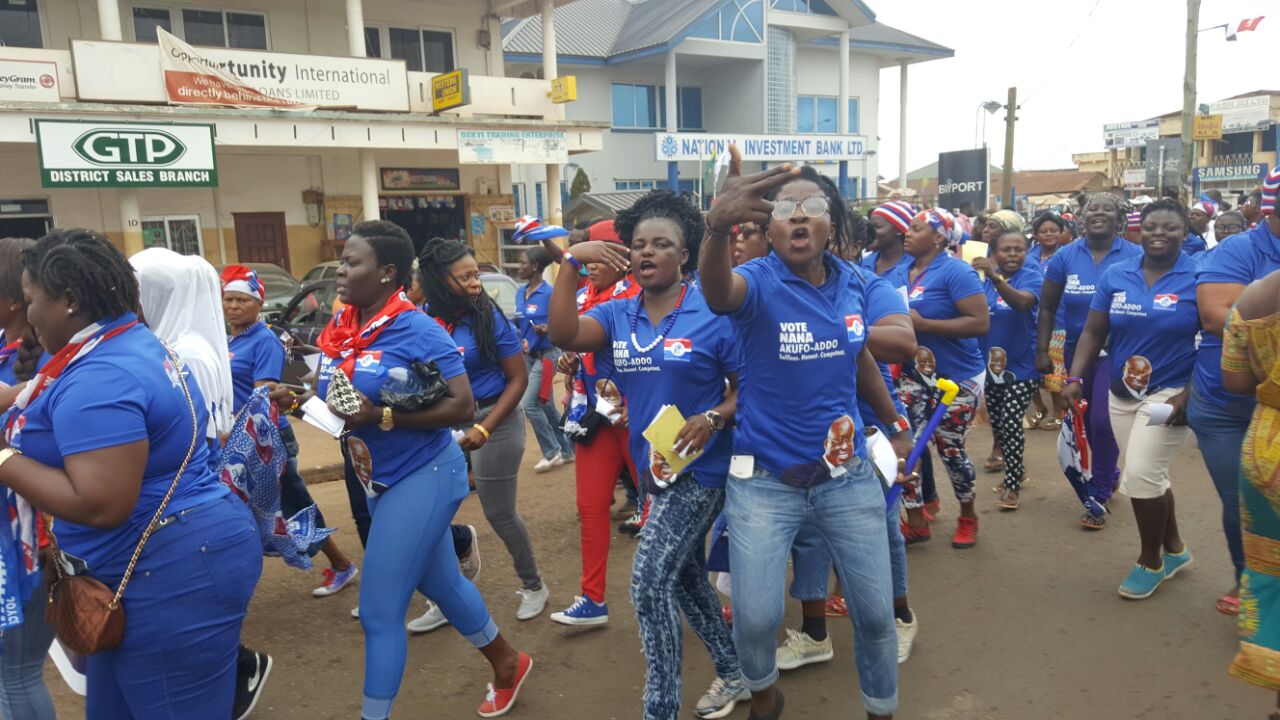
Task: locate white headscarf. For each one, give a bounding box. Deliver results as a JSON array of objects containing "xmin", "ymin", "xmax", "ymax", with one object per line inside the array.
[{"xmin": 131, "ymin": 248, "xmax": 235, "ymax": 439}]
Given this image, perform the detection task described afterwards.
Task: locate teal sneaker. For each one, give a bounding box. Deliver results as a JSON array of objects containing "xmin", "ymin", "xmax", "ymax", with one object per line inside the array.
[
  {"xmin": 1162, "ymin": 548, "xmax": 1193, "ymax": 579},
  {"xmin": 1118, "ymin": 563, "xmax": 1165, "ymax": 600}
]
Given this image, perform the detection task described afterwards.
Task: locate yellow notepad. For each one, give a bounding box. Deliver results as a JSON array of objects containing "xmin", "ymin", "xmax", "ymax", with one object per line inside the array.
[{"xmin": 642, "ymin": 404, "xmax": 703, "ymax": 478}]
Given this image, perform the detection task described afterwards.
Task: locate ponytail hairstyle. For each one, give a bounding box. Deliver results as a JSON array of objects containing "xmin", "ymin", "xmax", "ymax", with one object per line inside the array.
[
  {"xmin": 0, "ymin": 237, "xmax": 40, "ymax": 382},
  {"xmin": 418, "ymin": 237, "xmax": 500, "ymax": 364}
]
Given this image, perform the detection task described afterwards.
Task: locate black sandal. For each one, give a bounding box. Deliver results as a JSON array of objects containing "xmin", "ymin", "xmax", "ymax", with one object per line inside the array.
[{"xmin": 1080, "ymin": 511, "xmax": 1106, "ymax": 530}]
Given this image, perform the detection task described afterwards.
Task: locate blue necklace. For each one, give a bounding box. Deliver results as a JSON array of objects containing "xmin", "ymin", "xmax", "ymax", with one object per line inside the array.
[{"xmin": 629, "ymin": 283, "xmax": 688, "ymax": 354}]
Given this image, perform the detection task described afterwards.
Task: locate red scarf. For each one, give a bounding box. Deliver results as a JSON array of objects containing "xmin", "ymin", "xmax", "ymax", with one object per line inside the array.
[
  {"xmin": 15, "ymin": 319, "xmax": 138, "ymax": 413},
  {"xmin": 317, "ymin": 291, "xmax": 417, "ymax": 378},
  {"xmin": 578, "ymin": 277, "xmax": 639, "ymax": 378}
]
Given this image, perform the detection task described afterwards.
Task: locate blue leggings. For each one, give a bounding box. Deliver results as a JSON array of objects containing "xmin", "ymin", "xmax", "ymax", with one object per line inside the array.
[{"xmin": 359, "ymin": 443, "xmax": 499, "ymax": 720}]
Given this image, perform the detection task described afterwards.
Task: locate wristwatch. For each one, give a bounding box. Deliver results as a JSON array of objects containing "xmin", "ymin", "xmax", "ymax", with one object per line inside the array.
[
  {"xmin": 379, "ymin": 406, "xmax": 395, "ymax": 432},
  {"xmin": 703, "ymin": 410, "xmax": 725, "ymax": 432},
  {"xmin": 889, "ymin": 416, "xmax": 911, "ymax": 435}
]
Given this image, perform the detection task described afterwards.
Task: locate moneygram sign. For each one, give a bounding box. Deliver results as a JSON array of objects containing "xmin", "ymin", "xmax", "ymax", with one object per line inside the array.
[{"xmin": 35, "ymin": 121, "xmax": 217, "ymax": 188}]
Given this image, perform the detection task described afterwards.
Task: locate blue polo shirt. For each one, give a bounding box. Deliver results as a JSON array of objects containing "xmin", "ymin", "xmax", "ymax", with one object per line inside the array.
[
  {"xmin": 585, "ymin": 286, "xmax": 739, "ymax": 488},
  {"xmin": 1090, "ymin": 253, "xmax": 1200, "ymax": 397},
  {"xmin": 1044, "ymin": 236, "xmax": 1143, "ymax": 347},
  {"xmin": 442, "ymin": 305, "xmax": 522, "ymax": 401},
  {"xmin": 1184, "ymin": 232, "xmax": 1207, "ymax": 256},
  {"xmin": 10, "ymin": 316, "xmax": 226, "ymax": 577},
  {"xmin": 856, "ymin": 272, "xmax": 909, "ymax": 432},
  {"xmin": 517, "ymin": 281, "xmax": 553, "ymax": 356},
  {"xmin": 887, "ymin": 253, "xmax": 986, "ymax": 380},
  {"xmin": 860, "ymin": 250, "xmax": 913, "ymax": 278},
  {"xmin": 317, "ymin": 311, "xmax": 466, "ymax": 494},
  {"xmin": 227, "ymin": 322, "xmax": 285, "ymax": 413},
  {"xmin": 720, "ymin": 253, "xmax": 870, "ymax": 474},
  {"xmin": 980, "ymin": 266, "xmax": 1043, "ymax": 382},
  {"xmin": 1194, "ymin": 222, "xmax": 1280, "ymax": 408}
]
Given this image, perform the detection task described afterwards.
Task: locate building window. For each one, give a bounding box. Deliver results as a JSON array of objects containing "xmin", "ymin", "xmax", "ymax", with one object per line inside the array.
[
  {"xmin": 678, "ymin": 87, "xmax": 703, "ymax": 130},
  {"xmin": 796, "ymin": 95, "xmax": 859, "ymax": 133},
  {"xmin": 611, "ymin": 83, "xmax": 659, "ymax": 129},
  {"xmin": 770, "ymin": 0, "xmax": 837, "ymax": 14},
  {"xmin": 0, "ymin": 0, "xmax": 43, "ymax": 48},
  {"xmin": 141, "ymin": 215, "xmax": 203, "ymax": 257},
  {"xmin": 615, "ymin": 180, "xmax": 659, "ymax": 191},
  {"xmin": 132, "ymin": 7, "xmax": 269, "ymax": 49},
  {"xmin": 383, "ymin": 26, "xmax": 455, "ymax": 73},
  {"xmin": 535, "ymin": 182, "xmax": 545, "ymax": 219},
  {"xmin": 513, "ymin": 184, "xmax": 525, "ymax": 217},
  {"xmin": 363, "ymin": 26, "xmax": 381, "ymax": 57},
  {"xmin": 689, "ymin": 0, "xmax": 763, "ymax": 43}
]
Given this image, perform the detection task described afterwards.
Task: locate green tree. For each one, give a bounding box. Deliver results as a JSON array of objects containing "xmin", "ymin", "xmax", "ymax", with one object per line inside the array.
[{"xmin": 569, "ymin": 167, "xmax": 591, "ymax": 200}]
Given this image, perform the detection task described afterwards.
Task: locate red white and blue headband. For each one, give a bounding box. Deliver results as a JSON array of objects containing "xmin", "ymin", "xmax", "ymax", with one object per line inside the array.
[
  {"xmin": 1263, "ymin": 165, "xmax": 1280, "ymax": 216},
  {"xmin": 511, "ymin": 215, "xmax": 569, "ymax": 245},
  {"xmin": 220, "ymin": 264, "xmax": 265, "ymax": 301},
  {"xmin": 871, "ymin": 201, "xmax": 915, "ymax": 235},
  {"xmin": 915, "ymin": 207, "xmax": 966, "ymax": 246}
]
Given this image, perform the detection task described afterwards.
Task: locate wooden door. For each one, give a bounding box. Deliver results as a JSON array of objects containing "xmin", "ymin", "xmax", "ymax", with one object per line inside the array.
[{"xmin": 233, "ymin": 212, "xmax": 290, "ymax": 270}]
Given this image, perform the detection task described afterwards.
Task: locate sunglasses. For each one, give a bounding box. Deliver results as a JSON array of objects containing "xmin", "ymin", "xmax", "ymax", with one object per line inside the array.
[{"xmin": 771, "ymin": 196, "xmax": 830, "ymax": 221}]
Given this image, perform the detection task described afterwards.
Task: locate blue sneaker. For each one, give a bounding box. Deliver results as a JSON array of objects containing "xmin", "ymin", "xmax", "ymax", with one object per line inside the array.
[
  {"xmin": 549, "ymin": 595, "xmax": 609, "ymax": 626},
  {"xmin": 1118, "ymin": 563, "xmax": 1165, "ymax": 600},
  {"xmin": 312, "ymin": 564, "xmax": 358, "ymax": 597},
  {"xmin": 1163, "ymin": 548, "xmax": 1193, "ymax": 579}
]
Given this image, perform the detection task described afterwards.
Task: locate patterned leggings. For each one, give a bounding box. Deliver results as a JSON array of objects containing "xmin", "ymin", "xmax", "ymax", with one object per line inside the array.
[
  {"xmin": 985, "ymin": 378, "xmax": 1040, "ymax": 490},
  {"xmin": 897, "ymin": 375, "xmax": 981, "ymax": 507}
]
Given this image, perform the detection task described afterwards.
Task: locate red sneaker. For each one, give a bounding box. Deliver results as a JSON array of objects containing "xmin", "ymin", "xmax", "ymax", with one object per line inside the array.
[
  {"xmin": 824, "ymin": 594, "xmax": 849, "ymax": 617},
  {"xmin": 952, "ymin": 517, "xmax": 979, "ymax": 549},
  {"xmin": 901, "ymin": 521, "xmax": 931, "ymax": 545},
  {"xmin": 477, "ymin": 652, "xmax": 533, "ymax": 717}
]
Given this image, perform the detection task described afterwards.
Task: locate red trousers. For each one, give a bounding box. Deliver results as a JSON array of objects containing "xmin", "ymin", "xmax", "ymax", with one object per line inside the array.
[{"xmin": 575, "ymin": 423, "xmax": 637, "ymax": 604}]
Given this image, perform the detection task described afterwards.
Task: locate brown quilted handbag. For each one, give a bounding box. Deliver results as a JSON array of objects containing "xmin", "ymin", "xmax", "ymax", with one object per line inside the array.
[{"xmin": 44, "ymin": 342, "xmax": 198, "ymax": 655}]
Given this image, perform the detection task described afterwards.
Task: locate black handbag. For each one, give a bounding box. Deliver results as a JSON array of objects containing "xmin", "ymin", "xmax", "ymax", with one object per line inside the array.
[
  {"xmin": 379, "ymin": 360, "xmax": 449, "ymax": 411},
  {"xmin": 560, "ymin": 405, "xmax": 606, "ymax": 445}
]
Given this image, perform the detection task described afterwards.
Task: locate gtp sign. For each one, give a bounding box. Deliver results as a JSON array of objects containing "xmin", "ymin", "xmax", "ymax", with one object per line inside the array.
[
  {"xmin": 655, "ymin": 133, "xmax": 866, "ymax": 162},
  {"xmin": 35, "ymin": 120, "xmax": 217, "ymax": 188}
]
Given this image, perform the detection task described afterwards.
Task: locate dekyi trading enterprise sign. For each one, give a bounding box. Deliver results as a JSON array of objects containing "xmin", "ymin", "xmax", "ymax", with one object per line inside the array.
[{"xmin": 35, "ymin": 120, "xmax": 217, "ymax": 188}]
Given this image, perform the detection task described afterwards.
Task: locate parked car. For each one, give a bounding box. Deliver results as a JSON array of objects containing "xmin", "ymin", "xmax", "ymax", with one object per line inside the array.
[
  {"xmin": 301, "ymin": 261, "xmax": 340, "ymax": 284},
  {"xmin": 217, "ymin": 262, "xmax": 301, "ymax": 320}
]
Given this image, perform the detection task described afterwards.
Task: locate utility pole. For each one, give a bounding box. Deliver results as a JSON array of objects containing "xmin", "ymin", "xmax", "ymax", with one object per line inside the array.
[
  {"xmin": 1179, "ymin": 0, "xmax": 1200, "ymax": 202},
  {"xmin": 1001, "ymin": 86, "xmax": 1017, "ymax": 210}
]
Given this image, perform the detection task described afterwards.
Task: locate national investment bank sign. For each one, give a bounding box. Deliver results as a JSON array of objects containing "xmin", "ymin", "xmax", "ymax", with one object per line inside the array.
[
  {"xmin": 655, "ymin": 132, "xmax": 866, "ymax": 162},
  {"xmin": 35, "ymin": 120, "xmax": 218, "ymax": 188}
]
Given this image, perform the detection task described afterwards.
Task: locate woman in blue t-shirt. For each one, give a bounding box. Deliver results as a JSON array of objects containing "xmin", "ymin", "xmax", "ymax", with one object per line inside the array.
[
  {"xmin": 418, "ymin": 237, "xmax": 547, "ymax": 621},
  {"xmin": 891, "ymin": 208, "xmax": 989, "ymax": 549},
  {"xmin": 973, "ymin": 230, "xmax": 1043, "ymax": 510},
  {"xmin": 1064, "ymin": 200, "xmax": 1198, "ymax": 601},
  {"xmin": 549, "ymin": 190, "xmax": 749, "ymax": 720},
  {"xmin": 278, "ymin": 222, "xmax": 531, "ymax": 719},
  {"xmin": 516, "ymin": 246, "xmax": 576, "ymax": 470},
  {"xmin": 1026, "ymin": 213, "xmax": 1070, "ymax": 431},
  {"xmin": 0, "ymin": 229, "xmax": 260, "ymax": 718},
  {"xmin": 700, "ymin": 158, "xmax": 912, "ymax": 720}
]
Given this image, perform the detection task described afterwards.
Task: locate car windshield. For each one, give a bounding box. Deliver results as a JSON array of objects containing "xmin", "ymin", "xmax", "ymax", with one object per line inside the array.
[
  {"xmin": 247, "ymin": 264, "xmax": 301, "ymax": 307},
  {"xmin": 481, "ymin": 274, "xmax": 518, "ymax": 319}
]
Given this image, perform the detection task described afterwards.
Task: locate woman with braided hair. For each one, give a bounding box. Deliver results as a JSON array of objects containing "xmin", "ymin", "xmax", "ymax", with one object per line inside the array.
[{"xmin": 419, "ymin": 236, "xmax": 549, "ymax": 621}]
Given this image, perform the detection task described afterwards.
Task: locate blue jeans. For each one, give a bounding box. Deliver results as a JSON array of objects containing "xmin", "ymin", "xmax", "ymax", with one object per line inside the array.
[
  {"xmin": 523, "ymin": 353, "xmax": 574, "ymax": 460},
  {"xmin": 1187, "ymin": 386, "xmax": 1252, "ymax": 581},
  {"xmin": 632, "ymin": 477, "xmax": 738, "ymax": 720},
  {"xmin": 87, "ymin": 495, "xmax": 262, "ymax": 720},
  {"xmin": 0, "ymin": 576, "xmax": 55, "ymax": 720},
  {"xmin": 790, "ymin": 484, "xmax": 908, "ymax": 601},
  {"xmin": 360, "ymin": 443, "xmax": 498, "ymax": 720},
  {"xmin": 726, "ymin": 459, "xmax": 897, "ymax": 716}
]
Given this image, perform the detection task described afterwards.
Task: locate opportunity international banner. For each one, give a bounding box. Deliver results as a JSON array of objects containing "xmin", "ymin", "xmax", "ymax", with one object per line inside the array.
[{"xmin": 158, "ymin": 28, "xmax": 315, "ymax": 111}]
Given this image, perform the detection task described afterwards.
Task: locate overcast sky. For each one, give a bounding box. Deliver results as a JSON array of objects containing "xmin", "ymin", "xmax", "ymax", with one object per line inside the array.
[{"xmin": 871, "ymin": 0, "xmax": 1274, "ymax": 177}]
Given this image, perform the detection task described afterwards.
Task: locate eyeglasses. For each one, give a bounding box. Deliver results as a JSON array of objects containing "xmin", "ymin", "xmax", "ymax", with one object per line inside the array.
[
  {"xmin": 771, "ymin": 196, "xmax": 830, "ymax": 221},
  {"xmin": 1216, "ymin": 223, "xmax": 1245, "ymax": 236}
]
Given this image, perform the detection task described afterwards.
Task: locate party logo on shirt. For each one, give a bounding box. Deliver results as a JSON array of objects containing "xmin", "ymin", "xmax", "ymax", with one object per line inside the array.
[
  {"xmin": 663, "ymin": 338, "xmax": 692, "ymax": 362},
  {"xmin": 355, "ymin": 351, "xmax": 383, "ymax": 373},
  {"xmin": 526, "ymin": 303, "xmax": 538, "ymax": 315},
  {"xmin": 1153, "ymin": 293, "xmax": 1178, "ymax": 311},
  {"xmin": 845, "ymin": 314, "xmax": 864, "ymax": 341},
  {"xmin": 908, "ymin": 285, "xmax": 927, "ymax": 300}
]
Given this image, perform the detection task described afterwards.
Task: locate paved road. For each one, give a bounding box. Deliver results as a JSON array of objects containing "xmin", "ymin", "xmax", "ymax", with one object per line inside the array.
[{"xmin": 51, "ymin": 420, "xmax": 1267, "ymax": 719}]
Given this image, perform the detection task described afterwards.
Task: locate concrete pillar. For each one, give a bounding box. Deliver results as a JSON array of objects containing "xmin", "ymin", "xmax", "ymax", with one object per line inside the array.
[
  {"xmin": 360, "ymin": 150, "xmax": 379, "ymax": 222},
  {"xmin": 97, "ymin": 0, "xmax": 122, "ymax": 40},
  {"xmin": 838, "ymin": 28, "xmax": 850, "ymax": 198},
  {"xmin": 665, "ymin": 50, "xmax": 679, "ymax": 192},
  {"xmin": 545, "ymin": 164, "xmax": 562, "ymax": 225},
  {"xmin": 346, "ymin": 0, "xmax": 366, "ymax": 57},
  {"xmin": 898, "ymin": 62, "xmax": 908, "ymax": 190},
  {"xmin": 119, "ymin": 188, "xmax": 143, "ymax": 255}
]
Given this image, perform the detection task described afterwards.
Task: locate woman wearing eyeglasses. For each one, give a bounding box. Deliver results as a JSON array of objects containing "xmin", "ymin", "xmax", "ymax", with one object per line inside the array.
[
  {"xmin": 886, "ymin": 209, "xmax": 989, "ymax": 548},
  {"xmin": 700, "ymin": 153, "xmax": 912, "ymax": 720}
]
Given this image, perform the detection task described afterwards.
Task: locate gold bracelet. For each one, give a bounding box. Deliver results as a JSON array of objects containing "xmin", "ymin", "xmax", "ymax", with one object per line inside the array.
[
  {"xmin": 472, "ymin": 423, "xmax": 491, "ymax": 441},
  {"xmin": 0, "ymin": 447, "xmax": 22, "ymax": 471}
]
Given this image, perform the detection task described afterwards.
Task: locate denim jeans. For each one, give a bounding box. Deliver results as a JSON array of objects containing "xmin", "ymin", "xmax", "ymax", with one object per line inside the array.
[
  {"xmin": 631, "ymin": 477, "xmax": 738, "ymax": 720},
  {"xmin": 0, "ymin": 575, "xmax": 55, "ymax": 720},
  {"xmin": 523, "ymin": 352, "xmax": 574, "ymax": 460},
  {"xmin": 726, "ymin": 458, "xmax": 897, "ymax": 716},
  {"xmin": 467, "ymin": 406, "xmax": 542, "ymax": 591},
  {"xmin": 790, "ymin": 483, "xmax": 908, "ymax": 601},
  {"xmin": 1187, "ymin": 386, "xmax": 1253, "ymax": 581}
]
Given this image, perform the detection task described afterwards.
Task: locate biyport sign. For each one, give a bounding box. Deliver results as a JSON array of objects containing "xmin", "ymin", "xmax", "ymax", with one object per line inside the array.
[{"xmin": 35, "ymin": 120, "xmax": 217, "ymax": 188}]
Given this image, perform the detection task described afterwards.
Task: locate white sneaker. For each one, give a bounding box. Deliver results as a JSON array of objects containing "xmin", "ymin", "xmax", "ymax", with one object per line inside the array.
[
  {"xmin": 552, "ymin": 453, "xmax": 571, "ymax": 467},
  {"xmin": 459, "ymin": 524, "xmax": 481, "ymax": 581},
  {"xmin": 533, "ymin": 454, "xmax": 560, "ymax": 473},
  {"xmin": 775, "ymin": 628, "xmax": 833, "ymax": 670},
  {"xmin": 695, "ymin": 676, "xmax": 750, "ymax": 719},
  {"xmin": 515, "ymin": 585, "xmax": 549, "ymax": 620},
  {"xmin": 896, "ymin": 610, "xmax": 918, "ymax": 664},
  {"xmin": 350, "ymin": 606, "xmax": 360, "ymax": 619},
  {"xmin": 407, "ymin": 600, "xmax": 450, "ymax": 634}
]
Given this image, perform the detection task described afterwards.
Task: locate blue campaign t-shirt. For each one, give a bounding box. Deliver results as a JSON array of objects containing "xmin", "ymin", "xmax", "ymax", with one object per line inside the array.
[
  {"xmin": 1194, "ymin": 222, "xmax": 1280, "ymax": 408},
  {"xmin": 1090, "ymin": 253, "xmax": 1200, "ymax": 397},
  {"xmin": 227, "ymin": 322, "xmax": 285, "ymax": 413},
  {"xmin": 721, "ymin": 253, "xmax": 871, "ymax": 474},
  {"xmin": 1184, "ymin": 232, "xmax": 1207, "ymax": 256},
  {"xmin": 317, "ymin": 311, "xmax": 467, "ymax": 495},
  {"xmin": 887, "ymin": 253, "xmax": 986, "ymax": 381},
  {"xmin": 1024, "ymin": 245, "xmax": 1066, "ymax": 327},
  {"xmin": 860, "ymin": 250, "xmax": 913, "ymax": 279},
  {"xmin": 980, "ymin": 266, "xmax": 1044, "ymax": 382},
  {"xmin": 442, "ymin": 305, "xmax": 522, "ymax": 401},
  {"xmin": 855, "ymin": 272, "xmax": 908, "ymax": 432},
  {"xmin": 585, "ymin": 286, "xmax": 740, "ymax": 489},
  {"xmin": 11, "ymin": 317, "xmax": 226, "ymax": 577},
  {"xmin": 517, "ymin": 281, "xmax": 553, "ymax": 355},
  {"xmin": 1043, "ymin": 236, "xmax": 1143, "ymax": 347}
]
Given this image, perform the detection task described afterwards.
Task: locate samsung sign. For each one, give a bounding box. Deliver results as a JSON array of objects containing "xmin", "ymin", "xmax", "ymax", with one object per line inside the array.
[
  {"xmin": 35, "ymin": 120, "xmax": 217, "ymax": 188},
  {"xmin": 1193, "ymin": 163, "xmax": 1269, "ymax": 183},
  {"xmin": 655, "ymin": 133, "xmax": 866, "ymax": 162}
]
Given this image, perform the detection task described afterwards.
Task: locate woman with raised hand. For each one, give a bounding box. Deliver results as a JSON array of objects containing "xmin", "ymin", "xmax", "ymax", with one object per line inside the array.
[
  {"xmin": 515, "ymin": 246, "xmax": 576, "ymax": 472},
  {"xmin": 700, "ymin": 151, "xmax": 910, "ymax": 720},
  {"xmin": 1063, "ymin": 199, "xmax": 1199, "ymax": 600},
  {"xmin": 279, "ymin": 221, "xmax": 531, "ymax": 719},
  {"xmin": 548, "ymin": 191, "xmax": 747, "ymax": 720},
  {"xmin": 418, "ymin": 237, "xmax": 548, "ymax": 622}
]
